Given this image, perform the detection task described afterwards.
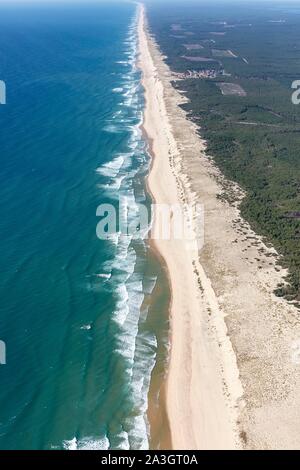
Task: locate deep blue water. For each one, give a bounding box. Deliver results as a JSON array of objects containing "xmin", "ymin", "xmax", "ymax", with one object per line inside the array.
[{"xmin": 0, "ymin": 1, "xmax": 169, "ymax": 450}]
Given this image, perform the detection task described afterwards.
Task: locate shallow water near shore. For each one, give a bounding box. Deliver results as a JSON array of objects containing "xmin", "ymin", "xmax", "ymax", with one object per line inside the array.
[{"xmin": 0, "ymin": 1, "xmax": 170, "ymax": 450}]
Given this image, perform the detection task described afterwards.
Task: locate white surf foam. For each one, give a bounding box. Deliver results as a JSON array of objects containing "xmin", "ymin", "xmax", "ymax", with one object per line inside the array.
[
  {"xmin": 95, "ymin": 155, "xmax": 124, "ymax": 178},
  {"xmin": 63, "ymin": 436, "xmax": 110, "ymax": 450}
]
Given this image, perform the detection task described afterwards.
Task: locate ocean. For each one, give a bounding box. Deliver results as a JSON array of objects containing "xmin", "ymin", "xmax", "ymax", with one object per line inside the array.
[{"xmin": 0, "ymin": 1, "xmax": 169, "ymax": 450}]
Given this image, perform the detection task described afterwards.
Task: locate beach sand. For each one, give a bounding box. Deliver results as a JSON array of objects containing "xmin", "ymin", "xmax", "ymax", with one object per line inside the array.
[{"xmin": 139, "ymin": 3, "xmax": 300, "ymax": 450}]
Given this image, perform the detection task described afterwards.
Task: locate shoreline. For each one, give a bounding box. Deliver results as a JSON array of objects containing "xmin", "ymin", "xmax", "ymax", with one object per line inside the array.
[
  {"xmin": 139, "ymin": 28, "xmax": 173, "ymax": 453},
  {"xmin": 138, "ymin": 4, "xmax": 242, "ymax": 450}
]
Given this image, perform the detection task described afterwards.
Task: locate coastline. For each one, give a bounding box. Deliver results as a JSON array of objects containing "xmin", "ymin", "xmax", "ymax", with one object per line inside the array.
[
  {"xmin": 139, "ymin": 2, "xmax": 300, "ymax": 450},
  {"xmin": 139, "ymin": 30, "xmax": 173, "ymax": 453},
  {"xmin": 138, "ymin": 4, "xmax": 242, "ymax": 450}
]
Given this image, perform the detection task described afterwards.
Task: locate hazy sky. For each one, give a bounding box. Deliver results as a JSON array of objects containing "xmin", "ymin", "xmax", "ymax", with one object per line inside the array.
[{"xmin": 0, "ymin": 0, "xmax": 300, "ymax": 4}]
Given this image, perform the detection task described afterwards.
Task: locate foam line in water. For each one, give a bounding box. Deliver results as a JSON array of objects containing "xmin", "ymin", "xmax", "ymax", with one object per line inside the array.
[{"xmin": 93, "ymin": 5, "xmax": 158, "ymax": 450}]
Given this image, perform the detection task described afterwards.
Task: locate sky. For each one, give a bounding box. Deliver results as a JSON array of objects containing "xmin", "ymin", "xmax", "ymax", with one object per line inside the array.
[{"xmin": 1, "ymin": 0, "xmax": 300, "ymax": 4}]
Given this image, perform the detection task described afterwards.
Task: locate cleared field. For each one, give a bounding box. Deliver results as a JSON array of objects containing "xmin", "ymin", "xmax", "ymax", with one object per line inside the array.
[
  {"xmin": 212, "ymin": 48, "xmax": 237, "ymax": 58},
  {"xmin": 216, "ymin": 82, "xmax": 247, "ymax": 96}
]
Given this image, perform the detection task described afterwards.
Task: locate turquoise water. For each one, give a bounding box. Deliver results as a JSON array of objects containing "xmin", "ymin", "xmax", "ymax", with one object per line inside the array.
[{"xmin": 0, "ymin": 1, "xmax": 169, "ymax": 450}]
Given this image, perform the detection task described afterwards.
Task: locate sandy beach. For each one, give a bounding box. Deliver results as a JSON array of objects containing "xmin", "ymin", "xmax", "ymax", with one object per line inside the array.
[{"xmin": 139, "ymin": 3, "xmax": 300, "ymax": 451}]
